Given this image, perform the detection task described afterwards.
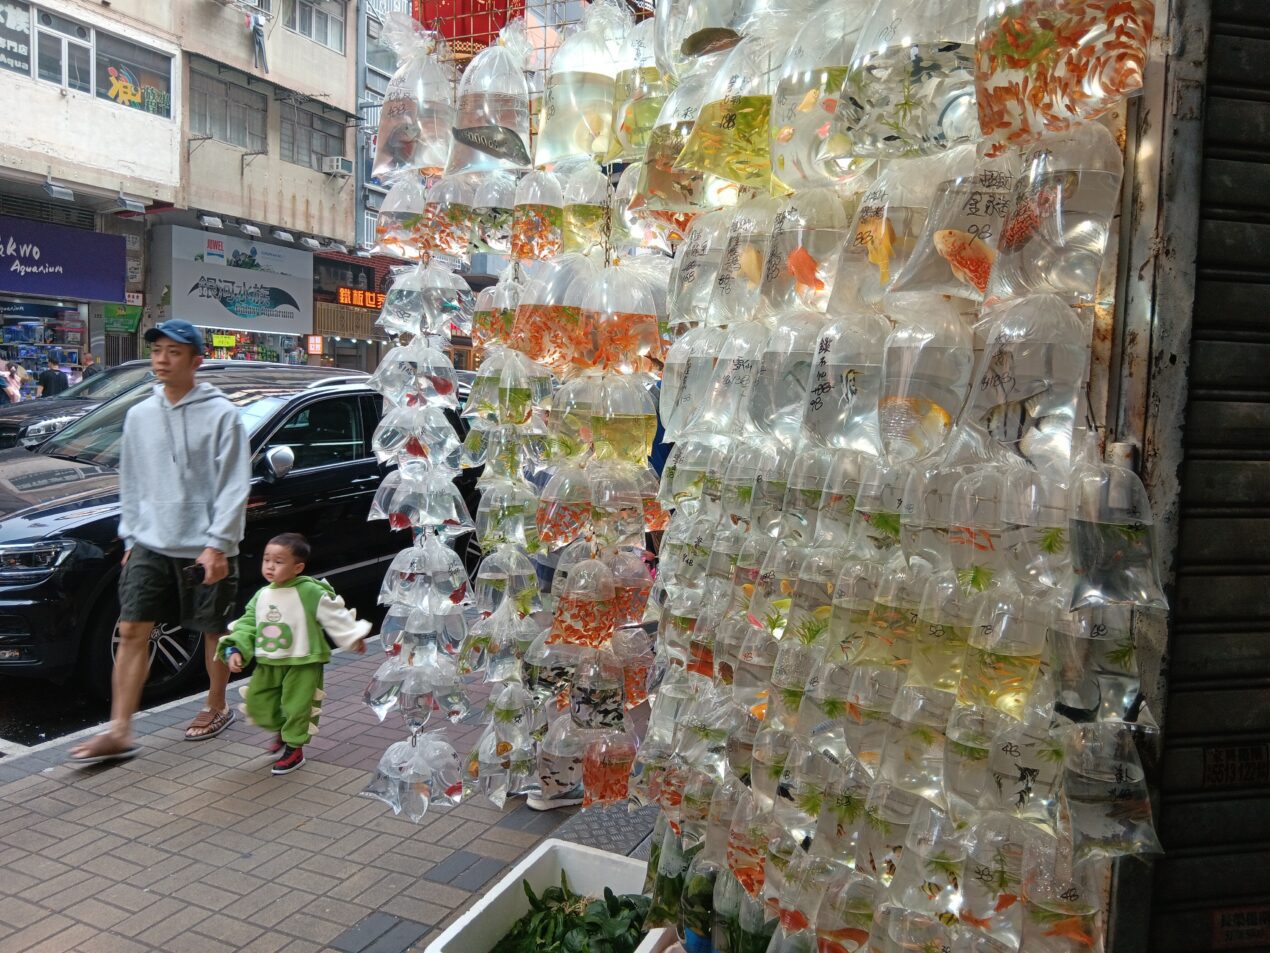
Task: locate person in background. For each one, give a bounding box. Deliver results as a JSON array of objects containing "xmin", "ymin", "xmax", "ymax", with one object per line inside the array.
[
  {"xmin": 68, "ymin": 320, "xmax": 251, "ymax": 765},
  {"xmin": 81, "ymin": 353, "xmax": 103, "ymax": 379},
  {"xmin": 36, "ymin": 357, "xmax": 68, "ymax": 397},
  {"xmin": 1, "ymin": 364, "xmax": 20, "ymax": 404}
]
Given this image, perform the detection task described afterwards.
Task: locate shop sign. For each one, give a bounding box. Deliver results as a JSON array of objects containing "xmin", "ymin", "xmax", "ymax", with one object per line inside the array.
[
  {"xmin": 0, "ymin": 1, "xmax": 30, "ymax": 77},
  {"xmin": 125, "ymin": 292, "xmax": 143, "ymax": 306},
  {"xmin": 337, "ymin": 287, "xmax": 386, "ymax": 309},
  {"xmin": 306, "ymin": 334, "xmax": 324, "ymax": 355},
  {"xmin": 103, "ymin": 303, "xmax": 142, "ymax": 334},
  {"xmin": 164, "ymin": 225, "xmax": 313, "ymax": 336},
  {"xmin": 0, "ymin": 215, "xmax": 126, "ymax": 303},
  {"xmin": 0, "ymin": 299, "xmax": 68, "ymax": 320},
  {"xmin": 1213, "ymin": 905, "xmax": 1270, "ymax": 949},
  {"xmin": 1203, "ymin": 742, "xmax": 1270, "ymax": 788},
  {"xmin": 211, "ymin": 334, "xmax": 237, "ymax": 348}
]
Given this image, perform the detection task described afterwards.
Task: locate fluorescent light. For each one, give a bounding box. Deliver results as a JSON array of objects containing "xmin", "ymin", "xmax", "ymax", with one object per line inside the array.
[
  {"xmin": 300, "ymin": 237, "xmax": 321, "ymax": 249},
  {"xmin": 115, "ymin": 192, "xmax": 145, "ymax": 214},
  {"xmin": 271, "ymin": 229, "xmax": 295, "ymax": 242},
  {"xmin": 43, "ymin": 177, "xmax": 74, "ymax": 202},
  {"xmin": 239, "ymin": 223, "xmax": 262, "ymax": 237},
  {"xmin": 199, "ymin": 214, "xmax": 223, "ymax": 229}
]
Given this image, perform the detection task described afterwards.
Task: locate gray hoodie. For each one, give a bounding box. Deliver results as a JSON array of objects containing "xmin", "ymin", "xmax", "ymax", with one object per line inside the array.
[{"xmin": 118, "ymin": 382, "xmax": 252, "ymax": 558}]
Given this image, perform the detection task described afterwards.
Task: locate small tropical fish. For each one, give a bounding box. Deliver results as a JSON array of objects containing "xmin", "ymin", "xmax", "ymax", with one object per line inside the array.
[
  {"xmin": 821, "ymin": 97, "xmax": 839, "ymax": 113},
  {"xmin": 786, "ymin": 245, "xmax": 826, "ymax": 295},
  {"xmin": 775, "ymin": 125, "xmax": 796, "ymax": 143},
  {"xmin": 856, "ymin": 216, "xmax": 897, "ymax": 284},
  {"xmin": 451, "ymin": 125, "xmax": 531, "ymax": 166},
  {"xmin": 933, "ymin": 228, "xmax": 997, "ymax": 293},
  {"xmin": 681, "ymin": 27, "xmax": 741, "ymax": 56},
  {"xmin": 796, "ymin": 88, "xmax": 820, "ymax": 112},
  {"xmin": 739, "ymin": 245, "xmax": 765, "ymax": 287}
]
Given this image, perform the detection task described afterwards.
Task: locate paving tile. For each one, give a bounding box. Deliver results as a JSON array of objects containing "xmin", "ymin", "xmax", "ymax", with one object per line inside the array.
[
  {"xmin": 0, "ymin": 896, "xmax": 50, "ymax": 931},
  {"xmin": 63, "ymin": 898, "xmax": 130, "ymax": 931},
  {"xmin": 19, "ymin": 867, "xmax": 91, "ymax": 904},
  {"xmin": 419, "ymin": 849, "xmax": 480, "ymax": 884},
  {"xmin": 449, "ymin": 856, "xmax": 508, "ymax": 892},
  {"xmin": 0, "ymin": 913, "xmax": 76, "ymax": 952},
  {"xmin": 110, "ymin": 895, "xmax": 186, "ymax": 938},
  {"xmin": 70, "ymin": 930, "xmax": 153, "ymax": 953},
  {"xmin": 96, "ymin": 883, "xmax": 157, "ymax": 914},
  {"xmin": 328, "ymin": 911, "xmax": 399, "ymax": 953},
  {"xmin": 191, "ymin": 916, "xmax": 264, "ymax": 949},
  {"xmin": 361, "ymin": 918, "xmax": 432, "ymax": 953},
  {"xmin": 24, "ymin": 921, "xmax": 99, "ymax": 953},
  {"xmin": 135, "ymin": 904, "xmax": 211, "ymax": 948}
]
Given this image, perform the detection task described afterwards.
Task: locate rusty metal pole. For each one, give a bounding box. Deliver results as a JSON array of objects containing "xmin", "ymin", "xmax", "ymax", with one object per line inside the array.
[{"xmin": 1105, "ymin": 1, "xmax": 1211, "ymax": 950}]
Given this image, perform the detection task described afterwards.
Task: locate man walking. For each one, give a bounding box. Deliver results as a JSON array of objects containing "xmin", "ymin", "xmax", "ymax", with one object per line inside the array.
[
  {"xmin": 36, "ymin": 357, "xmax": 68, "ymax": 396},
  {"xmin": 81, "ymin": 353, "xmax": 103, "ymax": 379},
  {"xmin": 70, "ymin": 320, "xmax": 251, "ymax": 764}
]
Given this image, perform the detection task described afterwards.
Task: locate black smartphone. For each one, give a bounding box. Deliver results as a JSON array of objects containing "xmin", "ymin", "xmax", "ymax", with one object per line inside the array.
[{"xmin": 182, "ymin": 563, "xmax": 206, "ymax": 586}]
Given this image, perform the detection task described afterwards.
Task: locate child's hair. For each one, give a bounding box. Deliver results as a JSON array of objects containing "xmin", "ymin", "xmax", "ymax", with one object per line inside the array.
[{"xmin": 269, "ymin": 533, "xmax": 311, "ymax": 562}]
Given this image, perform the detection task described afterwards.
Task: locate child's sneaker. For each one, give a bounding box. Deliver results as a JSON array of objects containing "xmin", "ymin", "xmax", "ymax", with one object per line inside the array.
[
  {"xmin": 272, "ymin": 745, "xmax": 305, "ymax": 775},
  {"xmin": 266, "ymin": 733, "xmax": 284, "ymax": 755}
]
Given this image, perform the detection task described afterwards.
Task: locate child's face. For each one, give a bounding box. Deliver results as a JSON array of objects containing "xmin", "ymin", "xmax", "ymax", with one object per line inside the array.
[{"xmin": 262, "ymin": 544, "xmax": 304, "ymax": 584}]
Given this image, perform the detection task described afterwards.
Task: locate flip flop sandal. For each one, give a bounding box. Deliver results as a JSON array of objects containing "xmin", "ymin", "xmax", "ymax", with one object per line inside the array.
[
  {"xmin": 184, "ymin": 707, "xmax": 235, "ymax": 741},
  {"xmin": 68, "ymin": 740, "xmax": 141, "ymax": 767}
]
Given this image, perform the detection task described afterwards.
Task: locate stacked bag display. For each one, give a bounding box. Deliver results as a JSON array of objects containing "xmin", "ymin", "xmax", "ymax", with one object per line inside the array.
[{"xmin": 357, "ymin": 0, "xmax": 1163, "ymax": 950}]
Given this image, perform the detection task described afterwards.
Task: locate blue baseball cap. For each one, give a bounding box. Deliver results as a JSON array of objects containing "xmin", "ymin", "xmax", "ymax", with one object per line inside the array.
[{"xmin": 145, "ymin": 320, "xmax": 206, "ymax": 353}]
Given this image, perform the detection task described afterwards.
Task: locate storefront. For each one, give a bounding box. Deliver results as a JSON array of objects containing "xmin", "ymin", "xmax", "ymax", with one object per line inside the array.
[
  {"xmin": 0, "ymin": 214, "xmax": 126, "ymax": 391},
  {"xmin": 148, "ymin": 224, "xmax": 313, "ymax": 363}
]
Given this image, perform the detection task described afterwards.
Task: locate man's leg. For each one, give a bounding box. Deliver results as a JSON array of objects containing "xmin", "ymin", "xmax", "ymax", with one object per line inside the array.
[
  {"xmin": 109, "ymin": 620, "xmax": 155, "ymax": 742},
  {"xmin": 204, "ymin": 631, "xmax": 231, "ymax": 713}
]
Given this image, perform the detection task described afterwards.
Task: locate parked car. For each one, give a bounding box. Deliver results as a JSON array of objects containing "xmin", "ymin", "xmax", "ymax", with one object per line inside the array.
[
  {"xmin": 0, "ymin": 359, "xmax": 154, "ymax": 449},
  {"xmin": 0, "ymin": 363, "xmax": 478, "ymax": 698}
]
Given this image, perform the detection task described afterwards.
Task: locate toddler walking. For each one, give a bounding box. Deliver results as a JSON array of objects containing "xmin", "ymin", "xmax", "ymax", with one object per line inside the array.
[{"xmin": 220, "ymin": 533, "xmax": 371, "ymax": 774}]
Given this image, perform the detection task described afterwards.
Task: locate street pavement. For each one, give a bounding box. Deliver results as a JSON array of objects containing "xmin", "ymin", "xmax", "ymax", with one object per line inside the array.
[{"xmin": 0, "ymin": 651, "xmax": 655, "ymax": 953}]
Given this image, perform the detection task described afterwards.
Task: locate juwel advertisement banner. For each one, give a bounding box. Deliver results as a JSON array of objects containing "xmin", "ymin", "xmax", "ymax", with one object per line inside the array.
[
  {"xmin": 0, "ymin": 215, "xmax": 126, "ymax": 302},
  {"xmin": 157, "ymin": 225, "xmax": 313, "ymax": 336}
]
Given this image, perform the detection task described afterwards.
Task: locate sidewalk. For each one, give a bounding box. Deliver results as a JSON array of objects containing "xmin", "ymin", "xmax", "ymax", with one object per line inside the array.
[{"xmin": 0, "ymin": 652, "xmax": 655, "ymax": 953}]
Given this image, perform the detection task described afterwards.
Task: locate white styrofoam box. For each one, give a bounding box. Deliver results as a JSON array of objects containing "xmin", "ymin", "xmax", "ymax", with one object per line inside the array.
[
  {"xmin": 425, "ymin": 838, "xmax": 648, "ymax": 953},
  {"xmin": 635, "ymin": 927, "xmax": 680, "ymax": 953}
]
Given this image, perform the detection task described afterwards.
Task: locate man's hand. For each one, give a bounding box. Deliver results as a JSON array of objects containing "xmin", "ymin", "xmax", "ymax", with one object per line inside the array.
[
  {"xmin": 121, "ymin": 549, "xmax": 131, "ymax": 567},
  {"xmin": 197, "ymin": 547, "xmax": 229, "ymax": 586}
]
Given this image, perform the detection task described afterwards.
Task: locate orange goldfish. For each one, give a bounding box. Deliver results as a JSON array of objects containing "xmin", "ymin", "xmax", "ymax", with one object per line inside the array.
[
  {"xmin": 786, "ymin": 245, "xmax": 826, "ymax": 294},
  {"xmin": 995, "ymin": 893, "xmax": 1019, "ymax": 912},
  {"xmin": 1043, "ymin": 917, "xmax": 1095, "ymax": 945},
  {"xmin": 933, "ymin": 228, "xmax": 997, "ymax": 293},
  {"xmin": 960, "ymin": 909, "xmax": 993, "ymax": 930},
  {"xmin": 817, "ymin": 927, "xmax": 871, "ymax": 952}
]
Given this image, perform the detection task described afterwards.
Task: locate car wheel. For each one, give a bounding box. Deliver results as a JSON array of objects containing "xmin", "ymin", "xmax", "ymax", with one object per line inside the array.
[{"xmin": 82, "ymin": 606, "xmax": 206, "ymax": 701}]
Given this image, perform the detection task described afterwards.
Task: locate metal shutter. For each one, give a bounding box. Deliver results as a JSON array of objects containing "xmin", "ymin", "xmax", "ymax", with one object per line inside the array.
[{"xmin": 1149, "ymin": 1, "xmax": 1270, "ymax": 949}]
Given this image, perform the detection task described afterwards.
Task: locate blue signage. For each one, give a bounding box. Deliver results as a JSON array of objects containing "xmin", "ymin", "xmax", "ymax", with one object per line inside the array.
[{"xmin": 0, "ymin": 214, "xmax": 126, "ymax": 303}]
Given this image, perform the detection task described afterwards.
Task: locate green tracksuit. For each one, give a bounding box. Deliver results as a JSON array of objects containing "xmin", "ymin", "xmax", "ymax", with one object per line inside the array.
[{"xmin": 219, "ymin": 576, "xmax": 371, "ymax": 746}]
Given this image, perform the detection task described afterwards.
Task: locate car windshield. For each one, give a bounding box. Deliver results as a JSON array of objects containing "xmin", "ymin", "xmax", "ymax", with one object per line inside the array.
[
  {"xmin": 40, "ymin": 383, "xmax": 290, "ymax": 469},
  {"xmin": 56, "ymin": 365, "xmax": 152, "ymax": 402}
]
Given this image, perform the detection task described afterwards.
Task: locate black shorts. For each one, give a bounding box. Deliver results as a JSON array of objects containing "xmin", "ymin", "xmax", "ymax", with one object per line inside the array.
[{"xmin": 118, "ymin": 544, "xmax": 240, "ymax": 634}]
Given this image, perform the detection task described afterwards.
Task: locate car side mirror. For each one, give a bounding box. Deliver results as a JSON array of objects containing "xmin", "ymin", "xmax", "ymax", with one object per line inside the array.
[{"xmin": 264, "ymin": 446, "xmax": 294, "ymax": 482}]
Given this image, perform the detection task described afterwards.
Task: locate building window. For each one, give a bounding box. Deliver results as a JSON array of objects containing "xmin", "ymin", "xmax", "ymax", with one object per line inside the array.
[
  {"xmin": 285, "ymin": 0, "xmax": 344, "ymax": 54},
  {"xmin": 95, "ymin": 32, "xmax": 171, "ymax": 117},
  {"xmin": 362, "ymin": 210, "xmax": 378, "ymax": 246},
  {"xmin": 246, "ymin": 0, "xmax": 272, "ymax": 11},
  {"xmin": 35, "ymin": 9, "xmax": 91, "ymax": 93},
  {"xmin": 365, "ymin": 16, "xmax": 395, "ymax": 76},
  {"xmin": 281, "ymin": 106, "xmax": 346, "ymax": 171},
  {"xmin": 190, "ymin": 71, "xmax": 267, "ymax": 151}
]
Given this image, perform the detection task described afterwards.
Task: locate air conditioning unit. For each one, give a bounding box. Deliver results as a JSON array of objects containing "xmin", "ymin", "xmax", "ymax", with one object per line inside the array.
[{"xmin": 322, "ymin": 156, "xmax": 353, "ymax": 176}]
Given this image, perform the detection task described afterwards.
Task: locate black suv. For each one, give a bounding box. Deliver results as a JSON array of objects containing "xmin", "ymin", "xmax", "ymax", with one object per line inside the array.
[
  {"xmin": 0, "ymin": 363, "xmax": 473, "ymax": 698},
  {"xmin": 0, "ymin": 360, "xmax": 155, "ymax": 449}
]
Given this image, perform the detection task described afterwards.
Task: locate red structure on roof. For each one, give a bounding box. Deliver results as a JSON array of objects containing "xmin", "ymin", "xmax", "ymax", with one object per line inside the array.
[{"xmin": 416, "ymin": 0, "xmax": 526, "ymax": 58}]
